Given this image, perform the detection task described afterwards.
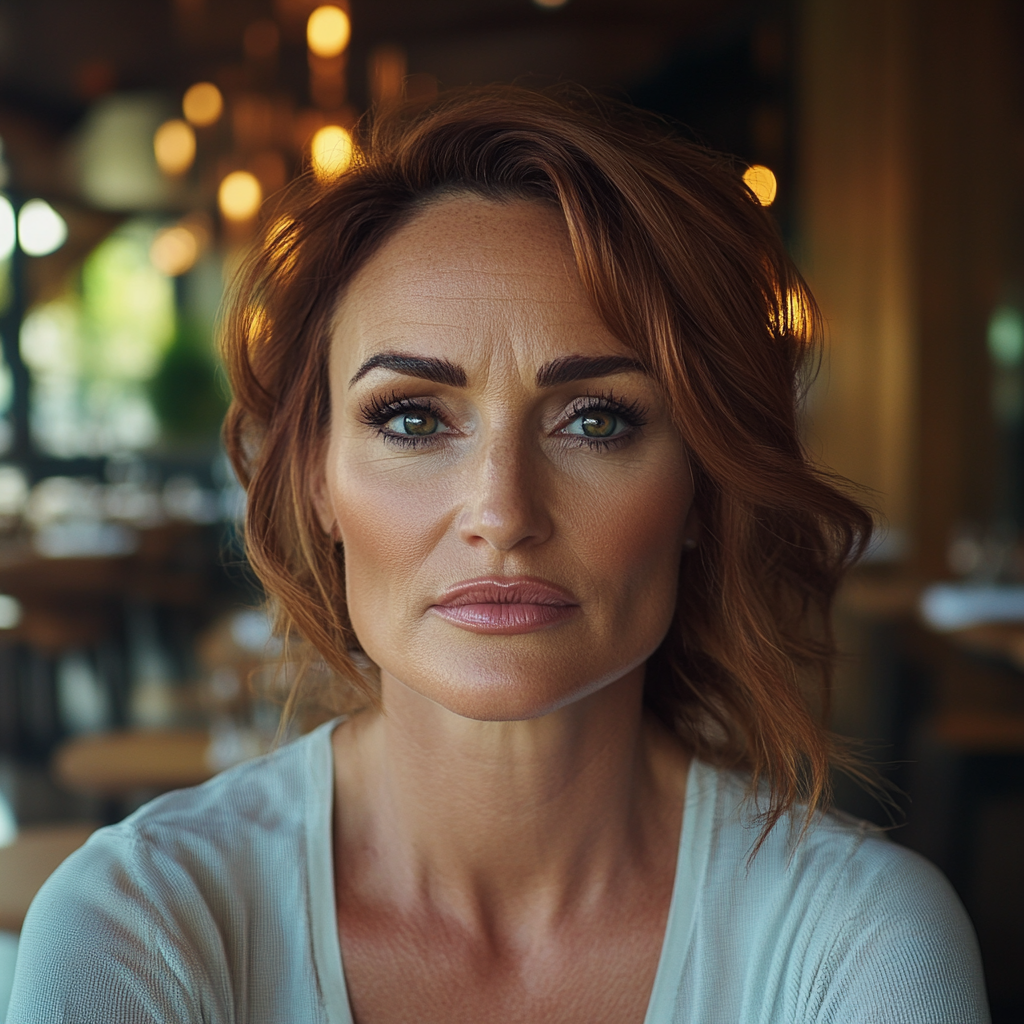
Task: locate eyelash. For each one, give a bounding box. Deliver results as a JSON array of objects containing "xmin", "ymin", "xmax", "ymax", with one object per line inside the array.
[
  {"xmin": 358, "ymin": 392, "xmax": 450, "ymax": 448},
  {"xmin": 357, "ymin": 390, "xmax": 649, "ymax": 450},
  {"xmin": 561, "ymin": 392, "xmax": 648, "ymax": 450}
]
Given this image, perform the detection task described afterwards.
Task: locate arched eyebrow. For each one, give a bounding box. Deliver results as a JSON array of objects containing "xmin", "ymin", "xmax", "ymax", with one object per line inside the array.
[
  {"xmin": 348, "ymin": 351, "xmax": 645, "ymax": 389},
  {"xmin": 535, "ymin": 355, "xmax": 646, "ymax": 387},
  {"xmin": 348, "ymin": 353, "xmax": 468, "ymax": 388}
]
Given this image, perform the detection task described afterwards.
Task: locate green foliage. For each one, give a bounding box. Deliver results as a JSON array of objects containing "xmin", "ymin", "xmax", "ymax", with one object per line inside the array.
[{"xmin": 149, "ymin": 320, "xmax": 228, "ymax": 442}]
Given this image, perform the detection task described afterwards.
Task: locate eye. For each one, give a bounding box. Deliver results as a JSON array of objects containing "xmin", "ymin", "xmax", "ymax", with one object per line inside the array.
[
  {"xmin": 386, "ymin": 409, "xmax": 446, "ymax": 436},
  {"xmin": 563, "ymin": 410, "xmax": 626, "ymax": 439}
]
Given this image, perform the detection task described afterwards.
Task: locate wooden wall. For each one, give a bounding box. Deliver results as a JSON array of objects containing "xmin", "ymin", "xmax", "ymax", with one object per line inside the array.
[{"xmin": 798, "ymin": 0, "xmax": 1019, "ymax": 577}]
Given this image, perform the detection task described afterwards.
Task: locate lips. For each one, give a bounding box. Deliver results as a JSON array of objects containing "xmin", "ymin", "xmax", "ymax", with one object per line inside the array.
[{"xmin": 430, "ymin": 576, "xmax": 579, "ymax": 635}]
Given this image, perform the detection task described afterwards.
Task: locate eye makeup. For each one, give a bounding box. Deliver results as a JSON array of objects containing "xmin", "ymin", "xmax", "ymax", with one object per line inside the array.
[
  {"xmin": 357, "ymin": 391, "xmax": 454, "ymax": 448},
  {"xmin": 557, "ymin": 392, "xmax": 649, "ymax": 451},
  {"xmin": 356, "ymin": 387, "xmax": 650, "ymax": 451}
]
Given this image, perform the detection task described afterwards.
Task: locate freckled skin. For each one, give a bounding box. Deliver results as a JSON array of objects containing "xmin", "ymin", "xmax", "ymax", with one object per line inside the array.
[
  {"xmin": 317, "ymin": 197, "xmax": 698, "ymax": 1024},
  {"xmin": 321, "ymin": 198, "xmax": 694, "ymax": 721}
]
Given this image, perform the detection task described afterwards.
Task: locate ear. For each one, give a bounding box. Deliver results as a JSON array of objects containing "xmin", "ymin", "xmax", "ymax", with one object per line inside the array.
[{"xmin": 310, "ymin": 444, "xmax": 338, "ymax": 539}]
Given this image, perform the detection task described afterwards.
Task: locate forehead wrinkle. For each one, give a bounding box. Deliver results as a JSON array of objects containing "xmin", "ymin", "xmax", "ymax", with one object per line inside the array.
[
  {"xmin": 332, "ymin": 196, "xmax": 624, "ymax": 391},
  {"xmin": 361, "ymin": 269, "xmax": 583, "ymax": 309}
]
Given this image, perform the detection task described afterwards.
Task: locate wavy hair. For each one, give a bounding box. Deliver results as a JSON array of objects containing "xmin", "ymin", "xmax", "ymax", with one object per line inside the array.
[{"xmin": 221, "ymin": 85, "xmax": 873, "ymax": 841}]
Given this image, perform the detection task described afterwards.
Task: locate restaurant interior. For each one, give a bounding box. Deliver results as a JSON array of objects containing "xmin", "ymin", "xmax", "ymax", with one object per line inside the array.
[{"xmin": 0, "ymin": 0, "xmax": 1021, "ymax": 1018}]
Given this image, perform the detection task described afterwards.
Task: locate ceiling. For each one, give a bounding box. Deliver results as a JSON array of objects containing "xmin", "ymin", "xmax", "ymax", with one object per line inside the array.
[
  {"xmin": 0, "ymin": 0, "xmax": 756, "ymax": 125},
  {"xmin": 0, "ymin": 0, "xmax": 785, "ymax": 265}
]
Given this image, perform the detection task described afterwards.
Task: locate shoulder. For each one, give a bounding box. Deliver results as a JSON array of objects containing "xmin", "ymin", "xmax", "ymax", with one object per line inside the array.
[
  {"xmin": 126, "ymin": 718, "xmax": 331, "ymax": 845},
  {"xmin": 50, "ymin": 719, "xmax": 333, "ymax": 906},
  {"xmin": 689, "ymin": 763, "xmax": 990, "ymax": 1023},
  {"xmin": 7, "ymin": 721, "xmax": 338, "ymax": 1024}
]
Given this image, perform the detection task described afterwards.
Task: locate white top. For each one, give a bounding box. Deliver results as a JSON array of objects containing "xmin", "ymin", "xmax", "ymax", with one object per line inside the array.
[{"xmin": 7, "ymin": 719, "xmax": 990, "ymax": 1023}]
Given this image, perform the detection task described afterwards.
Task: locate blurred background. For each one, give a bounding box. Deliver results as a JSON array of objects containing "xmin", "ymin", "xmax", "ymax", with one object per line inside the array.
[{"xmin": 0, "ymin": 0, "xmax": 1020, "ymax": 1018}]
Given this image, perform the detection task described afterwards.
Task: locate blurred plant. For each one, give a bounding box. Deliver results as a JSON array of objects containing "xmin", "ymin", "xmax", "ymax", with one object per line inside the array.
[{"xmin": 149, "ymin": 320, "xmax": 228, "ymax": 443}]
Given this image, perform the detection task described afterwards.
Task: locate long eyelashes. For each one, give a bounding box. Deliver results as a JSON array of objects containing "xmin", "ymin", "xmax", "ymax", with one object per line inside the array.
[
  {"xmin": 357, "ymin": 392, "xmax": 449, "ymax": 448},
  {"xmin": 357, "ymin": 390, "xmax": 649, "ymax": 450},
  {"xmin": 561, "ymin": 392, "xmax": 648, "ymax": 450}
]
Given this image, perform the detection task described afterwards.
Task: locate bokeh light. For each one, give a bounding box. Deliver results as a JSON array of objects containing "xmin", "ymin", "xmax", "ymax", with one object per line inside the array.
[
  {"xmin": 742, "ymin": 164, "xmax": 778, "ymax": 206},
  {"xmin": 533, "ymin": 0, "xmax": 571, "ymax": 7},
  {"xmin": 988, "ymin": 306, "xmax": 1024, "ymax": 368},
  {"xmin": 153, "ymin": 119, "xmax": 196, "ymax": 176},
  {"xmin": 307, "ymin": 6, "xmax": 351, "ymax": 58},
  {"xmin": 218, "ymin": 171, "xmax": 263, "ymax": 222},
  {"xmin": 182, "ymin": 82, "xmax": 224, "ymax": 127},
  {"xmin": 0, "ymin": 195, "xmax": 15, "ymax": 260},
  {"xmin": 311, "ymin": 125, "xmax": 354, "ymax": 181},
  {"xmin": 0, "ymin": 594, "xmax": 22, "ymax": 629},
  {"xmin": 18, "ymin": 199, "xmax": 67, "ymax": 256},
  {"xmin": 150, "ymin": 225, "xmax": 200, "ymax": 277}
]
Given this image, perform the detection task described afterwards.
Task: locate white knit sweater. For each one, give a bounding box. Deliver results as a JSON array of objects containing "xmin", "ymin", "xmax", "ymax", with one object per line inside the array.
[{"xmin": 7, "ymin": 720, "xmax": 990, "ymax": 1023}]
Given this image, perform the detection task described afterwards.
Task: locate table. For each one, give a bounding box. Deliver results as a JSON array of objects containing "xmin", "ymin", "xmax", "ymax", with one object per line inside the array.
[
  {"xmin": 53, "ymin": 729, "xmax": 214, "ymax": 797},
  {"xmin": 0, "ymin": 824, "xmax": 97, "ymax": 932}
]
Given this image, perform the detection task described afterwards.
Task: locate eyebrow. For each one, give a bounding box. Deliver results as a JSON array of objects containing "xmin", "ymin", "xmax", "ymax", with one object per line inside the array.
[
  {"xmin": 535, "ymin": 355, "xmax": 646, "ymax": 388},
  {"xmin": 347, "ymin": 351, "xmax": 646, "ymax": 390},
  {"xmin": 348, "ymin": 353, "xmax": 468, "ymax": 388}
]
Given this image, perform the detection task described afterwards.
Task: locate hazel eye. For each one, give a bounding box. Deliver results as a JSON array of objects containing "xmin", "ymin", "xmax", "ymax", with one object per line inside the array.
[
  {"xmin": 564, "ymin": 410, "xmax": 624, "ymax": 439},
  {"xmin": 387, "ymin": 410, "xmax": 444, "ymax": 436}
]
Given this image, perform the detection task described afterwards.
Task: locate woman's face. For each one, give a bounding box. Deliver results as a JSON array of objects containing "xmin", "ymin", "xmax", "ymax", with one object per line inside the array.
[{"xmin": 319, "ymin": 195, "xmax": 695, "ymax": 721}]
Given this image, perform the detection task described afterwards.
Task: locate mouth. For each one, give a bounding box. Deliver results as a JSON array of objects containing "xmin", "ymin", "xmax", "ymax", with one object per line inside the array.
[{"xmin": 430, "ymin": 576, "xmax": 580, "ymax": 635}]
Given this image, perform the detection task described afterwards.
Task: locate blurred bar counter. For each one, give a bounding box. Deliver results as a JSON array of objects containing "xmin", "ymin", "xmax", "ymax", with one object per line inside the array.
[
  {"xmin": 0, "ymin": 518, "xmax": 253, "ymax": 768},
  {"xmin": 0, "ymin": 522, "xmax": 218, "ymax": 648},
  {"xmin": 836, "ymin": 571, "xmax": 1024, "ymax": 766}
]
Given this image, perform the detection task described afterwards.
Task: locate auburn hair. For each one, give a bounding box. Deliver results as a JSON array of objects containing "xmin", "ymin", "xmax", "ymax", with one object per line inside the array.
[{"xmin": 221, "ymin": 85, "xmax": 873, "ymax": 840}]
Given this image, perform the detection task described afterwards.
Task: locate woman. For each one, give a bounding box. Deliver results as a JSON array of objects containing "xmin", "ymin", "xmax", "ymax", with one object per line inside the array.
[{"xmin": 9, "ymin": 87, "xmax": 988, "ymax": 1023}]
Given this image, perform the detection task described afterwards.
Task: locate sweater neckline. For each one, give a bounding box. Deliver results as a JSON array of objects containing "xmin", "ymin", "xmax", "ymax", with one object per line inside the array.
[{"xmin": 305, "ymin": 718, "xmax": 716, "ymax": 1024}]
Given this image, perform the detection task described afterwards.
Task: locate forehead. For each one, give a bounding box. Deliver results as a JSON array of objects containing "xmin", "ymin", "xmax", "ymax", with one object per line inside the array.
[{"xmin": 330, "ymin": 195, "xmax": 628, "ymax": 375}]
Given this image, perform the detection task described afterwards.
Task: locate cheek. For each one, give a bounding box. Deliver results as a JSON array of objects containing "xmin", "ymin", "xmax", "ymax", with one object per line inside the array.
[
  {"xmin": 558, "ymin": 460, "xmax": 691, "ymax": 608},
  {"xmin": 328, "ymin": 454, "xmax": 455, "ymax": 638}
]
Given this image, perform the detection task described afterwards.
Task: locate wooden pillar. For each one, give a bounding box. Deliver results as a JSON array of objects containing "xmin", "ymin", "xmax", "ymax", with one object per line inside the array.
[
  {"xmin": 910, "ymin": 0, "xmax": 1012, "ymax": 577},
  {"xmin": 798, "ymin": 0, "xmax": 916, "ymax": 560},
  {"xmin": 798, "ymin": 0, "xmax": 1016, "ymax": 577}
]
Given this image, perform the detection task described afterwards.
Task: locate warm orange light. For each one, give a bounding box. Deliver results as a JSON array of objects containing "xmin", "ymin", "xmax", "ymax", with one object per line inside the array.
[
  {"xmin": 218, "ymin": 170, "xmax": 263, "ymax": 221},
  {"xmin": 533, "ymin": 0, "xmax": 570, "ymax": 7},
  {"xmin": 743, "ymin": 164, "xmax": 778, "ymax": 206},
  {"xmin": 266, "ymin": 216, "xmax": 299, "ymax": 276},
  {"xmin": 771, "ymin": 288, "xmax": 813, "ymax": 342},
  {"xmin": 310, "ymin": 125, "xmax": 353, "ymax": 181},
  {"xmin": 153, "ymin": 119, "xmax": 196, "ymax": 176},
  {"xmin": 267, "ymin": 215, "xmax": 295, "ymax": 250},
  {"xmin": 183, "ymin": 82, "xmax": 224, "ymax": 127},
  {"xmin": 307, "ymin": 6, "xmax": 350, "ymax": 58},
  {"xmin": 150, "ymin": 225, "xmax": 199, "ymax": 276},
  {"xmin": 246, "ymin": 304, "xmax": 270, "ymax": 348}
]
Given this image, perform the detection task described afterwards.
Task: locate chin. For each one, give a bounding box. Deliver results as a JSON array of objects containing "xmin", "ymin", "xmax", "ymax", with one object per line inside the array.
[
  {"xmin": 425, "ymin": 676, "xmax": 588, "ymax": 722},
  {"xmin": 384, "ymin": 644, "xmax": 647, "ymax": 723}
]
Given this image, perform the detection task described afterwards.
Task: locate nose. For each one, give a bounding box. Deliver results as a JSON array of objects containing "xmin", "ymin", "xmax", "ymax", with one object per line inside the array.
[{"xmin": 457, "ymin": 432, "xmax": 553, "ymax": 552}]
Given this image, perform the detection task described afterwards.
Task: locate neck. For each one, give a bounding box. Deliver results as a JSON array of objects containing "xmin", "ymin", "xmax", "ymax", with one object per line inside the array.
[{"xmin": 332, "ymin": 667, "xmax": 688, "ymax": 929}]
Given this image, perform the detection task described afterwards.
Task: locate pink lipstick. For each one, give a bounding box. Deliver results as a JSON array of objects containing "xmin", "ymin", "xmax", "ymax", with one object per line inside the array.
[{"xmin": 430, "ymin": 576, "xmax": 579, "ymax": 635}]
